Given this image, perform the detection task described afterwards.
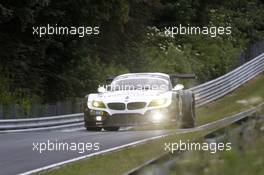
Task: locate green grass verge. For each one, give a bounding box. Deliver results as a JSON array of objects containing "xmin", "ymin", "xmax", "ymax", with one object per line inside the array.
[{"xmin": 41, "ymin": 73, "xmax": 264, "ymax": 175}]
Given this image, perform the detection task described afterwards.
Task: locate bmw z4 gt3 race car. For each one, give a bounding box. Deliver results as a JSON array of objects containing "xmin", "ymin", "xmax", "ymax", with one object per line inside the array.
[{"xmin": 83, "ymin": 73, "xmax": 196, "ymax": 131}]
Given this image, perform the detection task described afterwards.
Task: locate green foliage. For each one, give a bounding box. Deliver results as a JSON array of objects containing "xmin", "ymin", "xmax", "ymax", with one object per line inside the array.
[
  {"xmin": 186, "ymin": 36, "xmax": 239, "ymax": 81},
  {"xmin": 136, "ymin": 44, "xmax": 192, "ymax": 73},
  {"xmin": 0, "ymin": 0, "xmax": 263, "ymax": 106},
  {"xmin": 62, "ymin": 54, "xmax": 128, "ymax": 96}
]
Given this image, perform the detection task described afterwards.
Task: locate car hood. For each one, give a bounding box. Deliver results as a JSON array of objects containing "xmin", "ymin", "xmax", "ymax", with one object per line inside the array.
[{"xmin": 89, "ymin": 90, "xmax": 172, "ymax": 103}]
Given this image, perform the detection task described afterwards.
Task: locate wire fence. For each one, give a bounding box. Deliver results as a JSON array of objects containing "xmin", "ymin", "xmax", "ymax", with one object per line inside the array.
[{"xmin": 0, "ymin": 99, "xmax": 82, "ymax": 119}]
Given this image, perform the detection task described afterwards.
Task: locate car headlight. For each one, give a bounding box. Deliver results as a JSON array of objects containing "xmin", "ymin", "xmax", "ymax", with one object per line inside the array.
[
  {"xmin": 152, "ymin": 112, "xmax": 163, "ymax": 122},
  {"xmin": 92, "ymin": 101, "xmax": 106, "ymax": 108},
  {"xmin": 148, "ymin": 98, "xmax": 167, "ymax": 107}
]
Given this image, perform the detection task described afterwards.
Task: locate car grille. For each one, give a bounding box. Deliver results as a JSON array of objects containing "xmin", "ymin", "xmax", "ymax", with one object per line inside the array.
[
  {"xmin": 127, "ymin": 102, "xmax": 146, "ymax": 110},
  {"xmin": 107, "ymin": 103, "xmax": 126, "ymax": 110}
]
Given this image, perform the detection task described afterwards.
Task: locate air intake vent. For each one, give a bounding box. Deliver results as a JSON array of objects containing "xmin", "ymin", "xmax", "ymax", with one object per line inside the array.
[
  {"xmin": 127, "ymin": 102, "xmax": 146, "ymax": 110},
  {"xmin": 107, "ymin": 103, "xmax": 126, "ymax": 110}
]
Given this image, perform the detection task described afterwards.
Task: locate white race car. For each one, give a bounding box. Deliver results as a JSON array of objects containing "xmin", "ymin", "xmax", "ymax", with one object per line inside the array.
[{"xmin": 83, "ymin": 73, "xmax": 196, "ymax": 131}]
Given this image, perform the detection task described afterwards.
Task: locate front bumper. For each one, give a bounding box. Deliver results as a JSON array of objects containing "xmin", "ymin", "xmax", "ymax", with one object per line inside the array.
[{"xmin": 84, "ymin": 106, "xmax": 177, "ymax": 127}]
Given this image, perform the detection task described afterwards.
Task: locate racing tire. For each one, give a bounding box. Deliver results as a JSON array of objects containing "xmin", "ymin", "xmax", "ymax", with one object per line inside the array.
[
  {"xmin": 86, "ymin": 127, "xmax": 102, "ymax": 131},
  {"xmin": 180, "ymin": 90, "xmax": 196, "ymax": 128},
  {"xmin": 103, "ymin": 127, "xmax": 120, "ymax": 131}
]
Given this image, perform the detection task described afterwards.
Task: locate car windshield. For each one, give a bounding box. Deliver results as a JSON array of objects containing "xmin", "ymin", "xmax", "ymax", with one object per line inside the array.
[{"xmin": 111, "ymin": 78, "xmax": 169, "ymax": 91}]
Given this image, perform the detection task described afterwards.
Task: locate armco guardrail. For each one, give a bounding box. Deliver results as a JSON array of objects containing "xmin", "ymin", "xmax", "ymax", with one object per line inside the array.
[
  {"xmin": 190, "ymin": 53, "xmax": 264, "ymax": 106},
  {"xmin": 0, "ymin": 53, "xmax": 264, "ymax": 132},
  {"xmin": 0, "ymin": 113, "xmax": 83, "ymax": 131}
]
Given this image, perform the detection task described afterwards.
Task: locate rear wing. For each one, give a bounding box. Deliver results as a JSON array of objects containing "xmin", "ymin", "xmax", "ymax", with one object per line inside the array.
[{"xmin": 170, "ymin": 73, "xmax": 196, "ymax": 87}]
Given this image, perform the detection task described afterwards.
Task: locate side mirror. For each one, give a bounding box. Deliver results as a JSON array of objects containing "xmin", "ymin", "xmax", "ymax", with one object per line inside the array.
[
  {"xmin": 173, "ymin": 84, "xmax": 184, "ymax": 91},
  {"xmin": 97, "ymin": 87, "xmax": 106, "ymax": 93}
]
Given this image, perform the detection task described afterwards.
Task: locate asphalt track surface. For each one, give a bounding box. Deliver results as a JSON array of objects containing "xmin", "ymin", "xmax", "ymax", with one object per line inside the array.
[{"xmin": 0, "ymin": 128, "xmax": 170, "ymax": 175}]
